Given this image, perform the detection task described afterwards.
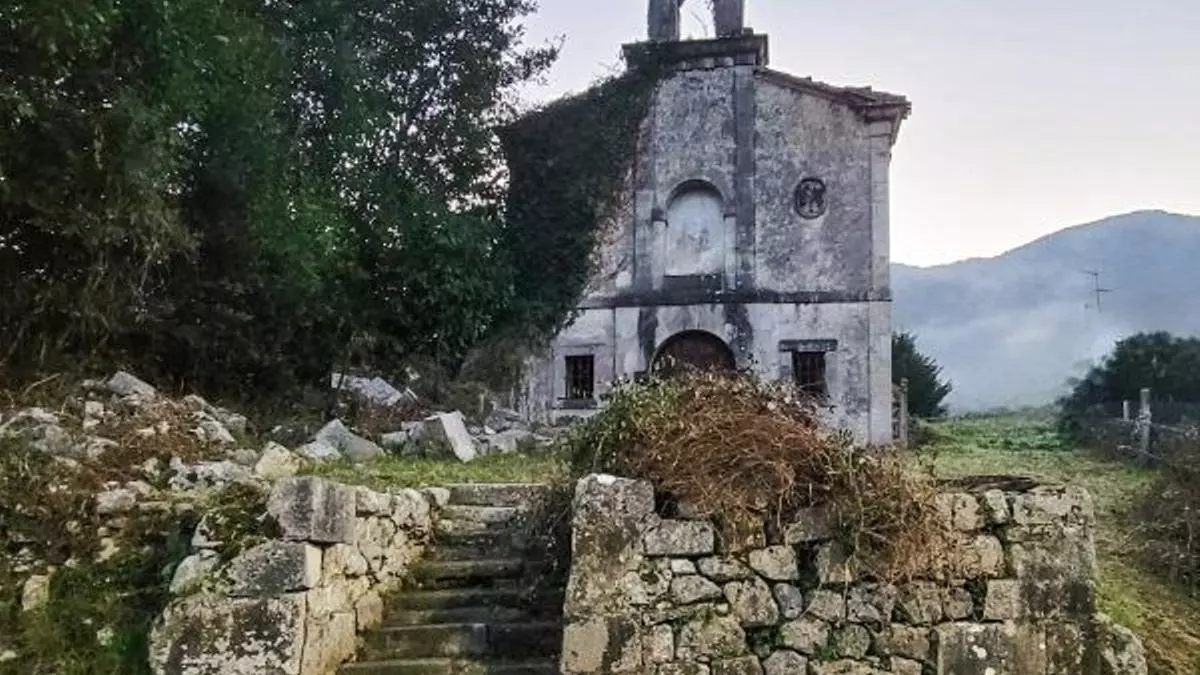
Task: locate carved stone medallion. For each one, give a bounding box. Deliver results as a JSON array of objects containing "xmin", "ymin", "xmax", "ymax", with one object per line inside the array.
[{"xmin": 794, "ymin": 178, "xmax": 827, "ymax": 219}]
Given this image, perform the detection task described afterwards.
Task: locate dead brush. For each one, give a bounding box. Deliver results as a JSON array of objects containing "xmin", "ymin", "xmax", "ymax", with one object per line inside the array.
[{"xmin": 564, "ymin": 370, "xmax": 953, "ymax": 581}]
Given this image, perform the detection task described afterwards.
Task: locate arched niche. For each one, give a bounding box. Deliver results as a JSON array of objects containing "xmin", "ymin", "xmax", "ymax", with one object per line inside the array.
[
  {"xmin": 651, "ymin": 330, "xmax": 736, "ymax": 376},
  {"xmin": 663, "ymin": 181, "xmax": 726, "ymax": 279}
]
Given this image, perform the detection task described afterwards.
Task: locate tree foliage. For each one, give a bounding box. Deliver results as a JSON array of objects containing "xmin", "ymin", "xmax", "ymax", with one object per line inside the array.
[
  {"xmin": 1061, "ymin": 332, "xmax": 1200, "ymax": 414},
  {"xmin": 1, "ymin": 0, "xmax": 556, "ymax": 396},
  {"xmin": 892, "ymin": 332, "xmax": 952, "ymax": 418}
]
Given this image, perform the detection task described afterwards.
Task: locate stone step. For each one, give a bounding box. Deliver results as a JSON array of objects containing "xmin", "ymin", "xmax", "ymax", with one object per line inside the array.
[
  {"xmin": 435, "ymin": 519, "xmax": 512, "ymax": 539},
  {"xmin": 411, "ymin": 559, "xmax": 526, "ymax": 588},
  {"xmin": 361, "ymin": 622, "xmax": 562, "ymax": 661},
  {"xmin": 383, "ymin": 606, "xmax": 536, "ymax": 627},
  {"xmin": 445, "ymin": 484, "xmax": 549, "ymax": 508},
  {"xmin": 340, "ymin": 657, "xmax": 558, "ymax": 675},
  {"xmin": 385, "ymin": 588, "xmax": 563, "ymax": 612},
  {"xmin": 440, "ymin": 505, "xmax": 524, "ymax": 525}
]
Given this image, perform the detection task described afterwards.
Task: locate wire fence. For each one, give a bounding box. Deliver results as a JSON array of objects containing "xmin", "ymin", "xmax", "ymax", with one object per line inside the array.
[{"xmin": 1072, "ymin": 393, "xmax": 1200, "ymax": 472}]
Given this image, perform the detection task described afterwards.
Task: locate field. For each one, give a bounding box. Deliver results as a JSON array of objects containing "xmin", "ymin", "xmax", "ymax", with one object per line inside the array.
[{"xmin": 922, "ymin": 414, "xmax": 1200, "ymax": 675}]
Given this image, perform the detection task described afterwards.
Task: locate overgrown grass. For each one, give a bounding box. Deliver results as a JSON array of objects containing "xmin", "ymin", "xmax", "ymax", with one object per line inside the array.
[
  {"xmin": 303, "ymin": 452, "xmax": 569, "ymax": 491},
  {"xmin": 923, "ymin": 413, "xmax": 1200, "ymax": 675}
]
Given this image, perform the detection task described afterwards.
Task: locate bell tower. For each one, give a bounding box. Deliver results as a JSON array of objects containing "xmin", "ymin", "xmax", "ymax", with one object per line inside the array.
[{"xmin": 647, "ymin": 0, "xmax": 747, "ymax": 42}]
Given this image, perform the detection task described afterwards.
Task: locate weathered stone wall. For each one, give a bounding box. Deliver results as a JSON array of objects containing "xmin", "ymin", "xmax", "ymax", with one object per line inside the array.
[
  {"xmin": 561, "ymin": 475, "xmax": 1147, "ymax": 675},
  {"xmin": 149, "ymin": 476, "xmax": 434, "ymax": 675}
]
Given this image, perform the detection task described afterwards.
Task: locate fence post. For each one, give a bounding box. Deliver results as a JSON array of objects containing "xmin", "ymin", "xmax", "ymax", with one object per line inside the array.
[
  {"xmin": 1137, "ymin": 387, "xmax": 1152, "ymax": 461},
  {"xmin": 1122, "ymin": 400, "xmax": 1131, "ymax": 421},
  {"xmin": 898, "ymin": 378, "xmax": 910, "ymax": 449}
]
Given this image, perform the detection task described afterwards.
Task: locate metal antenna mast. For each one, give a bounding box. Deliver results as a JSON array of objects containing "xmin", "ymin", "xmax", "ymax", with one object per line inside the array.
[{"xmin": 1083, "ymin": 270, "xmax": 1114, "ymax": 313}]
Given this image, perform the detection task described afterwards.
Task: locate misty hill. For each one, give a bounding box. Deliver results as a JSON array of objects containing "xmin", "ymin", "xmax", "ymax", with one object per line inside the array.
[{"xmin": 893, "ymin": 210, "xmax": 1200, "ymax": 411}]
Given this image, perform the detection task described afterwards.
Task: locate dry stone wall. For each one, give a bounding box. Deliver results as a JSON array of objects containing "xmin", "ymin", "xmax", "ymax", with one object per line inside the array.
[
  {"xmin": 561, "ymin": 475, "xmax": 1147, "ymax": 675},
  {"xmin": 149, "ymin": 476, "xmax": 435, "ymax": 675}
]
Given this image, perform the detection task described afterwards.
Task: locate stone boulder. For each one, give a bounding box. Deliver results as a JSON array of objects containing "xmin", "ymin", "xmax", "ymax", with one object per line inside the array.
[
  {"xmin": 314, "ymin": 420, "xmax": 384, "ymax": 463},
  {"xmin": 330, "ymin": 373, "xmax": 417, "ymax": 408},
  {"xmin": 415, "ymin": 412, "xmax": 478, "ymax": 462},
  {"xmin": 104, "ymin": 371, "xmax": 158, "ymax": 399},
  {"xmin": 254, "ymin": 442, "xmax": 303, "ymax": 480}
]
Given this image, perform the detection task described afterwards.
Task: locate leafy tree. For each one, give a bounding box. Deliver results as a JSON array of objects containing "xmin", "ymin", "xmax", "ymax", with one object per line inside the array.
[
  {"xmin": 893, "ymin": 332, "xmax": 952, "ymax": 418},
  {"xmin": 1, "ymin": 0, "xmax": 557, "ymax": 396},
  {"xmin": 1060, "ymin": 332, "xmax": 1200, "ymax": 414}
]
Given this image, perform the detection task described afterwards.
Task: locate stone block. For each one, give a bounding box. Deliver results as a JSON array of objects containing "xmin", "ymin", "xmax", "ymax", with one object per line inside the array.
[
  {"xmin": 896, "ymin": 582, "xmax": 943, "ymax": 625},
  {"xmin": 355, "ymin": 487, "xmax": 392, "ymax": 515},
  {"xmin": 169, "ymin": 550, "xmax": 219, "ymax": 595},
  {"xmin": 226, "ymin": 541, "xmax": 321, "ymax": 597},
  {"xmin": 323, "ymin": 543, "xmax": 369, "ymax": 579},
  {"xmin": 953, "ymin": 534, "xmax": 1004, "ymax": 579},
  {"xmin": 699, "ymin": 556, "xmax": 754, "ymax": 582},
  {"xmin": 890, "ymin": 658, "xmax": 923, "ymax": 675},
  {"xmin": 723, "ymin": 578, "xmax": 779, "ymax": 628},
  {"xmin": 105, "ymin": 371, "xmax": 157, "ymax": 398},
  {"xmin": 149, "ymin": 592, "xmax": 306, "ymax": 675},
  {"xmin": 672, "ymin": 559, "xmax": 699, "ymax": 574},
  {"xmin": 833, "ymin": 624, "xmax": 871, "ymax": 658},
  {"xmin": 951, "ymin": 492, "xmax": 982, "ymax": 531},
  {"xmin": 1008, "ymin": 532, "xmax": 1096, "ymax": 619},
  {"xmin": 645, "ymin": 520, "xmax": 715, "ymax": 557},
  {"xmin": 1011, "ymin": 486, "xmax": 1094, "ymax": 526},
  {"xmin": 643, "ymin": 624, "xmax": 675, "ymax": 664},
  {"xmin": 933, "ymin": 622, "xmax": 1047, "ymax": 675},
  {"xmin": 762, "ymin": 650, "xmax": 807, "ymax": 675},
  {"xmin": 772, "ymin": 583, "xmax": 804, "ymax": 619},
  {"xmin": 268, "ymin": 477, "xmax": 356, "ymax": 544},
  {"xmin": 887, "ymin": 625, "xmax": 931, "ymax": 661},
  {"xmin": 672, "ymin": 575, "xmax": 724, "ymax": 604},
  {"xmin": 979, "ymin": 489, "xmax": 1010, "ymax": 525},
  {"xmin": 314, "ymin": 419, "xmax": 385, "ymax": 463},
  {"xmin": 846, "ymin": 583, "xmax": 897, "ymax": 623},
  {"xmin": 417, "ymin": 412, "xmax": 478, "ymax": 462},
  {"xmin": 301, "ymin": 610, "xmax": 356, "ymax": 674},
  {"xmin": 808, "ymin": 659, "xmax": 888, "ymax": 674},
  {"xmin": 659, "ymin": 665, "xmax": 711, "ymax": 675},
  {"xmin": 562, "ymin": 616, "xmax": 643, "ymax": 673},
  {"xmin": 677, "ymin": 614, "xmax": 747, "ymax": 660},
  {"xmin": 779, "ymin": 618, "xmax": 829, "ymax": 654},
  {"xmin": 805, "ymin": 589, "xmax": 846, "ymax": 622},
  {"xmin": 354, "ymin": 591, "xmax": 383, "ymax": 630},
  {"xmin": 982, "ymin": 579, "xmax": 1023, "ymax": 620},
  {"xmin": 941, "ymin": 587, "xmax": 974, "ymax": 620},
  {"xmin": 712, "ymin": 656, "xmax": 764, "ymax": 675},
  {"xmin": 747, "ymin": 546, "xmax": 799, "ymax": 581}
]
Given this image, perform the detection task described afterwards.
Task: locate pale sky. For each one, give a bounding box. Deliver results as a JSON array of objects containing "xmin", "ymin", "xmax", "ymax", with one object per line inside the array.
[{"xmin": 517, "ymin": 0, "xmax": 1200, "ymax": 266}]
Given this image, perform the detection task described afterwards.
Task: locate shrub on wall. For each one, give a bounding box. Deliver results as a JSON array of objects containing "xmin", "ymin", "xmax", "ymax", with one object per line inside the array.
[{"xmin": 560, "ymin": 370, "xmax": 953, "ymax": 580}]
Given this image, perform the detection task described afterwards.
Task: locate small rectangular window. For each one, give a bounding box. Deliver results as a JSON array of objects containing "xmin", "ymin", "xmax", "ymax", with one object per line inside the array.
[
  {"xmin": 565, "ymin": 355, "xmax": 595, "ymax": 401},
  {"xmin": 792, "ymin": 351, "xmax": 827, "ymax": 397}
]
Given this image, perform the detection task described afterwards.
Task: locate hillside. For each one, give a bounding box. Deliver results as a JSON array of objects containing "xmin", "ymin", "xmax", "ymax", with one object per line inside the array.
[{"xmin": 893, "ymin": 210, "xmax": 1200, "ymax": 410}]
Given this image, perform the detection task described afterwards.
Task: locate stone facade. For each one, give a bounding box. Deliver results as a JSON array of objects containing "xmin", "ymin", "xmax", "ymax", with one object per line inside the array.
[
  {"xmin": 149, "ymin": 477, "xmax": 434, "ymax": 675},
  {"xmin": 519, "ymin": 0, "xmax": 909, "ymax": 444},
  {"xmin": 561, "ymin": 474, "xmax": 1147, "ymax": 675}
]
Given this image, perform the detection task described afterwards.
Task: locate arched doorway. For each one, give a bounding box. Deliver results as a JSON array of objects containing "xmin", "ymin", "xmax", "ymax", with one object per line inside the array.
[{"xmin": 651, "ymin": 331, "xmax": 736, "ymax": 376}]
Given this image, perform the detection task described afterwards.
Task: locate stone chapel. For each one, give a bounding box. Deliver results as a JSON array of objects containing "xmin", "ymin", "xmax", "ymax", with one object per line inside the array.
[{"xmin": 519, "ymin": 0, "xmax": 910, "ymax": 444}]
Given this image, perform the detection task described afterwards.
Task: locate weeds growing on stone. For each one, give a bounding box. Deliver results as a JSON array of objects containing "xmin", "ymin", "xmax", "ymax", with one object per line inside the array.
[{"xmin": 561, "ymin": 370, "xmax": 953, "ymax": 581}]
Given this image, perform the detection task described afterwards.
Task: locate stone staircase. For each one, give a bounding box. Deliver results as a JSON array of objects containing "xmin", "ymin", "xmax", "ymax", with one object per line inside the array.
[{"xmin": 341, "ymin": 484, "xmax": 564, "ymax": 675}]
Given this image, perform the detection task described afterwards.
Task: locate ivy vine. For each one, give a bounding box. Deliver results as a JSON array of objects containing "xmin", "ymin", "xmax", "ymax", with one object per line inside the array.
[{"xmin": 497, "ymin": 65, "xmax": 664, "ymax": 341}]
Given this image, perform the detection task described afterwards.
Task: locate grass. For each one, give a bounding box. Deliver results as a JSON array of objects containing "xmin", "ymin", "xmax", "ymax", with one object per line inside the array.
[
  {"xmin": 303, "ymin": 451, "xmax": 569, "ymax": 491},
  {"xmin": 921, "ymin": 414, "xmax": 1200, "ymax": 675}
]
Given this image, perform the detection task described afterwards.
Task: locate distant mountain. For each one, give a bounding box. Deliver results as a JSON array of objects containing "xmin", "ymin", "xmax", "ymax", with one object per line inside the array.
[{"xmin": 892, "ymin": 210, "xmax": 1200, "ymax": 411}]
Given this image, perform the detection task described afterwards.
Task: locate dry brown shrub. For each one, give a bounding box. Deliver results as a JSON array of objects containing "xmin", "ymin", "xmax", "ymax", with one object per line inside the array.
[{"xmin": 564, "ymin": 370, "xmax": 952, "ymax": 581}]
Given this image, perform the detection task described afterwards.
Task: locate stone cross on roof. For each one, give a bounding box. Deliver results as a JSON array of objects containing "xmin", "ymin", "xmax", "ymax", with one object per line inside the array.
[{"xmin": 648, "ymin": 0, "xmax": 746, "ymax": 42}]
